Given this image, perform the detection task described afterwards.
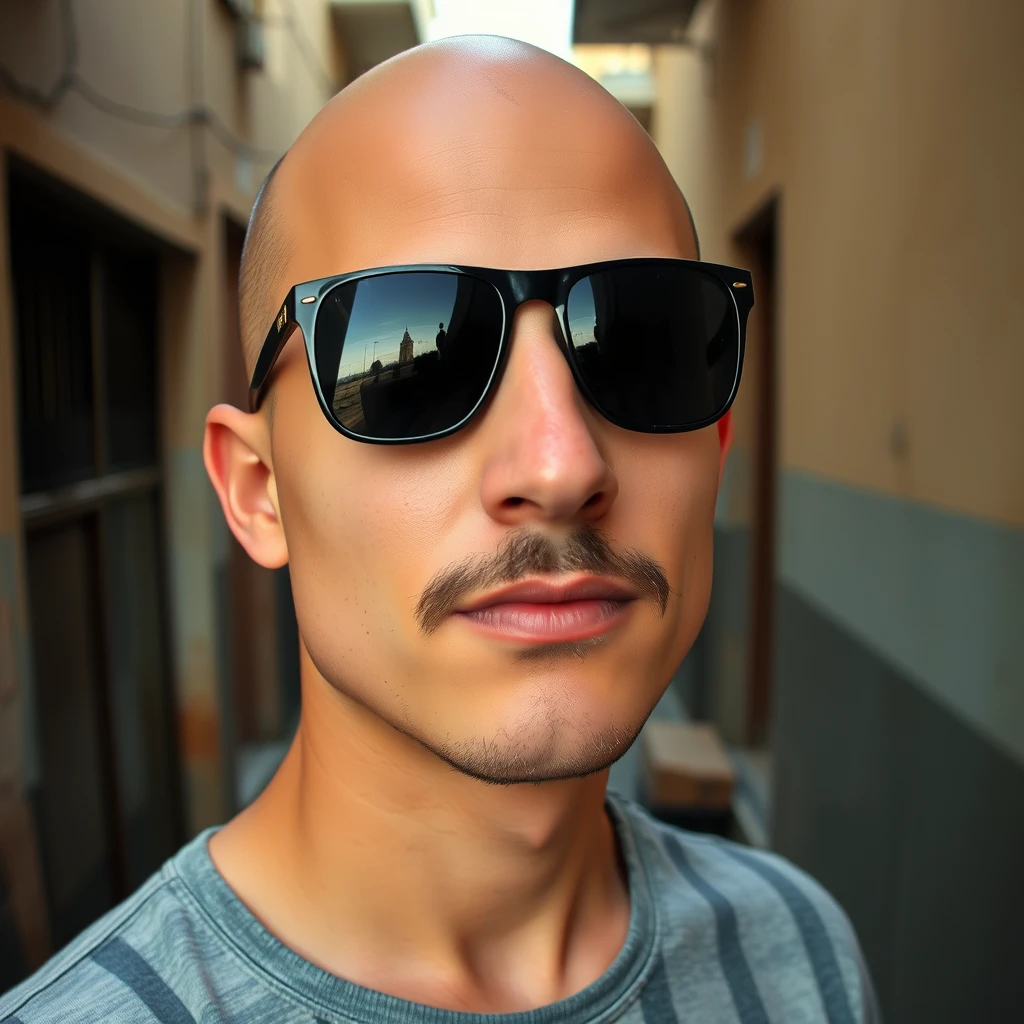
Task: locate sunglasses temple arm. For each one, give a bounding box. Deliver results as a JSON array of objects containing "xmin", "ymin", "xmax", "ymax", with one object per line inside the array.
[{"xmin": 248, "ymin": 290, "xmax": 297, "ymax": 412}]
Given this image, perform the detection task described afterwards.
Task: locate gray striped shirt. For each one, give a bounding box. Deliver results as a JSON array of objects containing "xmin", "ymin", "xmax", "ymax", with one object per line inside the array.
[{"xmin": 0, "ymin": 791, "xmax": 880, "ymax": 1023}]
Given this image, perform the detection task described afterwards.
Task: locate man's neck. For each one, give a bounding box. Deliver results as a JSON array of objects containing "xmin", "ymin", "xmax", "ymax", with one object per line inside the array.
[{"xmin": 208, "ymin": 680, "xmax": 631, "ymax": 1013}]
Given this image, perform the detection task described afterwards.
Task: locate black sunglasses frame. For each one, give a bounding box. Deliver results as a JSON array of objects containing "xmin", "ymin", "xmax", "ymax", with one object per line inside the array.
[{"xmin": 249, "ymin": 258, "xmax": 754, "ymax": 444}]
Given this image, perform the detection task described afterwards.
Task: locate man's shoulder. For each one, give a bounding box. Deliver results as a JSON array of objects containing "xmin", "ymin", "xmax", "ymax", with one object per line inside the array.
[
  {"xmin": 0, "ymin": 869, "xmax": 173, "ymax": 1022},
  {"xmin": 611, "ymin": 792, "xmax": 880, "ymax": 1022},
  {"xmin": 613, "ymin": 791, "xmax": 855, "ymax": 934},
  {"xmin": 0, "ymin": 838, "xmax": 225, "ymax": 1024}
]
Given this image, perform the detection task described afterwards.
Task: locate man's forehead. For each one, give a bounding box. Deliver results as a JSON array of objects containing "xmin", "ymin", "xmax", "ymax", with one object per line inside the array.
[{"xmin": 271, "ymin": 36, "xmax": 694, "ymax": 282}]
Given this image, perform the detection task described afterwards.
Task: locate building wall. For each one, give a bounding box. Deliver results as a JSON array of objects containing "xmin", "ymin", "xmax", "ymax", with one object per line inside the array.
[
  {"xmin": 0, "ymin": 0, "xmax": 340, "ymax": 973},
  {"xmin": 652, "ymin": 0, "xmax": 1024, "ymax": 1018},
  {"xmin": 0, "ymin": 0, "xmax": 338, "ymax": 216}
]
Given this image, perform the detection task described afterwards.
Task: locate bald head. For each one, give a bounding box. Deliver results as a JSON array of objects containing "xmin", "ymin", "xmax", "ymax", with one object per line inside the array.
[
  {"xmin": 237, "ymin": 35, "xmax": 697, "ymax": 378},
  {"xmin": 213, "ymin": 35, "xmax": 723, "ymax": 797}
]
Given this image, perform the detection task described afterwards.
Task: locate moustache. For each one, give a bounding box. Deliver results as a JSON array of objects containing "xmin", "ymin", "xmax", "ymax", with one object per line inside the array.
[{"xmin": 415, "ymin": 525, "xmax": 672, "ymax": 635}]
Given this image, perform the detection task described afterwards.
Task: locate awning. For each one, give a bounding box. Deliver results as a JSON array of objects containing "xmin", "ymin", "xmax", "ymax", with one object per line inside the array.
[
  {"xmin": 330, "ymin": 0, "xmax": 422, "ymax": 83},
  {"xmin": 572, "ymin": 0, "xmax": 701, "ymax": 44}
]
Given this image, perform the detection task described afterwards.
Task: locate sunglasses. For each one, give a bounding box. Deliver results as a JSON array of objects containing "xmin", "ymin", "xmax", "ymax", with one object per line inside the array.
[{"xmin": 249, "ymin": 258, "xmax": 754, "ymax": 444}]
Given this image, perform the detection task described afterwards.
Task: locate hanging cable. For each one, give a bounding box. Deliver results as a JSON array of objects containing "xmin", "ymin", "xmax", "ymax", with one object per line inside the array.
[
  {"xmin": 72, "ymin": 76, "xmax": 191, "ymax": 129},
  {"xmin": 0, "ymin": 0, "xmax": 284, "ymax": 163},
  {"xmin": 203, "ymin": 108, "xmax": 281, "ymax": 160},
  {"xmin": 187, "ymin": 0, "xmax": 210, "ymax": 216},
  {"xmin": 274, "ymin": 0, "xmax": 339, "ymax": 96},
  {"xmin": 0, "ymin": 0, "xmax": 77, "ymax": 109}
]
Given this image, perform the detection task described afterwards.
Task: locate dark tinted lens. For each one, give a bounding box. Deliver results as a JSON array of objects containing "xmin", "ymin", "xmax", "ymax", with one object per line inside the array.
[
  {"xmin": 565, "ymin": 265, "xmax": 738, "ymax": 431},
  {"xmin": 314, "ymin": 272, "xmax": 504, "ymax": 440}
]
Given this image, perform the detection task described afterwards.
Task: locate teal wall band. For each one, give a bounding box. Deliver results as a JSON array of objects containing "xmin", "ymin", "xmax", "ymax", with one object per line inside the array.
[{"xmin": 778, "ymin": 470, "xmax": 1024, "ymax": 768}]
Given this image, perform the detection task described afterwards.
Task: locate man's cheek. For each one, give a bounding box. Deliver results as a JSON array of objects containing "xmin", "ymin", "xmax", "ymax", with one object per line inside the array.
[
  {"xmin": 619, "ymin": 464, "xmax": 716, "ymax": 576},
  {"xmin": 647, "ymin": 478, "xmax": 716, "ymax": 644},
  {"xmin": 285, "ymin": 490, "xmax": 437, "ymax": 657}
]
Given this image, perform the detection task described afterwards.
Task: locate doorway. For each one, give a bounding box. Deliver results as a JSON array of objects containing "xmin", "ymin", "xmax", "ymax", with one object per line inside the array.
[
  {"xmin": 8, "ymin": 163, "xmax": 183, "ymax": 952},
  {"xmin": 734, "ymin": 196, "xmax": 780, "ymax": 749}
]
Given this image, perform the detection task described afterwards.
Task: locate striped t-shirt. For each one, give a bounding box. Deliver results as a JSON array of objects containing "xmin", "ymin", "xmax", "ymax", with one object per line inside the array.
[{"xmin": 0, "ymin": 790, "xmax": 880, "ymax": 1023}]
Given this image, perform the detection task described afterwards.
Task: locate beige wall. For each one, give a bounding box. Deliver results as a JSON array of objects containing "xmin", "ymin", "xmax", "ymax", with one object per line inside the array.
[
  {"xmin": 0, "ymin": 0, "xmax": 339, "ymax": 216},
  {"xmin": 653, "ymin": 0, "xmax": 1024, "ymax": 529}
]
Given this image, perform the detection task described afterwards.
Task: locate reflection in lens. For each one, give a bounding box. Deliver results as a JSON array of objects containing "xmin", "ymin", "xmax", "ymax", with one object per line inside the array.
[
  {"xmin": 314, "ymin": 272, "xmax": 503, "ymax": 440},
  {"xmin": 566, "ymin": 266, "xmax": 736, "ymax": 431}
]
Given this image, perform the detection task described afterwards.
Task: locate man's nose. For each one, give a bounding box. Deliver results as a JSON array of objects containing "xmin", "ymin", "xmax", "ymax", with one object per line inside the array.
[{"xmin": 477, "ymin": 301, "xmax": 619, "ymax": 527}]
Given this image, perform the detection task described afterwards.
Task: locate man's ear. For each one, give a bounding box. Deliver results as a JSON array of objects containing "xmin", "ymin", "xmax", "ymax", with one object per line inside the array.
[
  {"xmin": 716, "ymin": 409, "xmax": 733, "ymax": 484},
  {"xmin": 203, "ymin": 404, "xmax": 289, "ymax": 569}
]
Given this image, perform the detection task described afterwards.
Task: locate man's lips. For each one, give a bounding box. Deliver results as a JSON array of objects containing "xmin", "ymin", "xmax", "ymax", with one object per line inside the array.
[{"xmin": 452, "ymin": 576, "xmax": 639, "ymax": 644}]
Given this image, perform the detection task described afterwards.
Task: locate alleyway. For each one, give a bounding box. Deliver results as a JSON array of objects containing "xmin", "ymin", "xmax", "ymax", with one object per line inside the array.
[{"xmin": 0, "ymin": 2, "xmax": 1021, "ymax": 1020}]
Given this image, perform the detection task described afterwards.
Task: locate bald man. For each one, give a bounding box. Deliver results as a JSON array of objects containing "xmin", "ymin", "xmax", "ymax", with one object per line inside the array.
[{"xmin": 1, "ymin": 37, "xmax": 879, "ymax": 1024}]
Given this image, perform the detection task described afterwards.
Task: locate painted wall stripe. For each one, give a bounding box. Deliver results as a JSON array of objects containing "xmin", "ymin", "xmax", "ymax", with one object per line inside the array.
[
  {"xmin": 779, "ymin": 470, "xmax": 1024, "ymax": 768},
  {"xmin": 722, "ymin": 847, "xmax": 855, "ymax": 1024},
  {"xmin": 662, "ymin": 837, "xmax": 770, "ymax": 1024},
  {"xmin": 92, "ymin": 937, "xmax": 196, "ymax": 1024}
]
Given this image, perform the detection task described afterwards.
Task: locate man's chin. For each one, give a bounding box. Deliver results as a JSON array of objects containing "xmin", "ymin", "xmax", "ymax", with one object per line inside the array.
[{"xmin": 423, "ymin": 721, "xmax": 646, "ymax": 787}]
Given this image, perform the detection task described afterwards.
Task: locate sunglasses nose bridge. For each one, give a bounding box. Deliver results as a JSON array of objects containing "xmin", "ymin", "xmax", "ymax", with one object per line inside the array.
[
  {"xmin": 504, "ymin": 268, "xmax": 570, "ymax": 355},
  {"xmin": 502, "ymin": 271, "xmax": 572, "ymax": 365},
  {"xmin": 506, "ymin": 269, "xmax": 561, "ymax": 310}
]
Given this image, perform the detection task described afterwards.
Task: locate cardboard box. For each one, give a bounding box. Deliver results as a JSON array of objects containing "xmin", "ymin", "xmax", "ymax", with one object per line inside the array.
[{"xmin": 641, "ymin": 721, "xmax": 735, "ymax": 810}]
